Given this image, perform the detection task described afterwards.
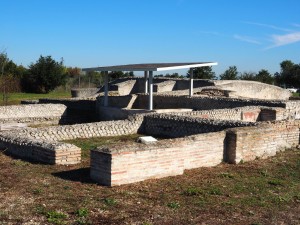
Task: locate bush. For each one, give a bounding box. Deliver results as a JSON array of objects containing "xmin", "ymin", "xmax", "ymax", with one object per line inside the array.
[{"xmin": 22, "ymin": 55, "xmax": 67, "ymax": 93}]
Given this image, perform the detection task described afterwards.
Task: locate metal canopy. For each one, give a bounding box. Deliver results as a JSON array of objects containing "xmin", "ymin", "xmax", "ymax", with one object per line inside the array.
[
  {"xmin": 82, "ymin": 62, "xmax": 217, "ymax": 72},
  {"xmin": 82, "ymin": 62, "xmax": 218, "ymax": 110}
]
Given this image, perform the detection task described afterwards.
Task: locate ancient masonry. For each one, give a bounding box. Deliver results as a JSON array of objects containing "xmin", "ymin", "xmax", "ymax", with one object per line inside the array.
[{"xmin": 0, "ymin": 78, "xmax": 300, "ymax": 186}]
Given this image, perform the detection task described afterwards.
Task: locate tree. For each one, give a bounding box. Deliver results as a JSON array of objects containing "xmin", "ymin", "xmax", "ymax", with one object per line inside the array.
[
  {"xmin": 187, "ymin": 66, "xmax": 216, "ymax": 79},
  {"xmin": 24, "ymin": 55, "xmax": 67, "ymax": 93},
  {"xmin": 66, "ymin": 67, "xmax": 81, "ymax": 78},
  {"xmin": 124, "ymin": 71, "xmax": 134, "ymax": 77},
  {"xmin": 256, "ymin": 69, "xmax": 274, "ymax": 84},
  {"xmin": 108, "ymin": 71, "xmax": 124, "ymax": 80},
  {"xmin": 239, "ymin": 71, "xmax": 257, "ymax": 81},
  {"xmin": 220, "ymin": 66, "xmax": 239, "ymax": 80},
  {"xmin": 275, "ymin": 60, "xmax": 300, "ymax": 87},
  {"xmin": 0, "ymin": 51, "xmax": 8, "ymax": 76}
]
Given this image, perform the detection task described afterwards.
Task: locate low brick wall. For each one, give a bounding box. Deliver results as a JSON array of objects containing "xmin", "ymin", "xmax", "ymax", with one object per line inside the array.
[
  {"xmin": 90, "ymin": 117, "xmax": 300, "ymax": 186},
  {"xmin": 90, "ymin": 131, "xmax": 225, "ymax": 186},
  {"xmin": 225, "ymin": 120, "xmax": 300, "ymax": 164},
  {"xmin": 0, "ymin": 133, "xmax": 81, "ymax": 164},
  {"xmin": 144, "ymin": 114, "xmax": 255, "ymax": 138},
  {"xmin": 0, "ymin": 104, "xmax": 67, "ymax": 125}
]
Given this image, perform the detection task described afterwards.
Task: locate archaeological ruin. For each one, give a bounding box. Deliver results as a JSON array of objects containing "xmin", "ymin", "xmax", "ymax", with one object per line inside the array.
[{"xmin": 1, "ymin": 62, "xmax": 300, "ymax": 186}]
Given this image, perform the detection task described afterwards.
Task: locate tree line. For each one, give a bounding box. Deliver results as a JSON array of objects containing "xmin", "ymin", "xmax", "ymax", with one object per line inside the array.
[{"xmin": 1, "ymin": 51, "xmax": 299, "ymax": 95}]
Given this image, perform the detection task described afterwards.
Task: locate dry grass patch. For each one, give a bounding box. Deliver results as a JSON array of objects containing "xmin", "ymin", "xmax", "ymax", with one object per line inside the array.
[{"xmin": 0, "ymin": 136, "xmax": 300, "ymax": 224}]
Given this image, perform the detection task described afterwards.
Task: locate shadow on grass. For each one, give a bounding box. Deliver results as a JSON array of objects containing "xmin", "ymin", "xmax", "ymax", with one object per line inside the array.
[{"xmin": 52, "ymin": 167, "xmax": 94, "ymax": 184}]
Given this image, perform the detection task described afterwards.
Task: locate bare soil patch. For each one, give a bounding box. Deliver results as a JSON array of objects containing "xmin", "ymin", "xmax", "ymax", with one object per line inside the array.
[{"xmin": 0, "ymin": 135, "xmax": 300, "ymax": 225}]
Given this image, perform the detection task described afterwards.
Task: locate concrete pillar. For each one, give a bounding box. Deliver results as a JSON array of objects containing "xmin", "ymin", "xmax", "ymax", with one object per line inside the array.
[
  {"xmin": 149, "ymin": 71, "xmax": 153, "ymax": 110},
  {"xmin": 104, "ymin": 71, "xmax": 108, "ymax": 106},
  {"xmin": 144, "ymin": 71, "xmax": 148, "ymax": 94},
  {"xmin": 189, "ymin": 68, "xmax": 194, "ymax": 97}
]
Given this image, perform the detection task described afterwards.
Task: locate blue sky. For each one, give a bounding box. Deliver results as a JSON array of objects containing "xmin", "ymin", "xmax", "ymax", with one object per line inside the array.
[{"xmin": 1, "ymin": 0, "xmax": 300, "ymax": 76}]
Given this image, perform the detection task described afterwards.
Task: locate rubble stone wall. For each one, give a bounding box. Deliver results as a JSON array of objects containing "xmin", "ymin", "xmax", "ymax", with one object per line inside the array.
[
  {"xmin": 133, "ymin": 94, "xmax": 287, "ymax": 110},
  {"xmin": 143, "ymin": 114, "xmax": 255, "ymax": 138},
  {"xmin": 0, "ymin": 104, "xmax": 67, "ymax": 125}
]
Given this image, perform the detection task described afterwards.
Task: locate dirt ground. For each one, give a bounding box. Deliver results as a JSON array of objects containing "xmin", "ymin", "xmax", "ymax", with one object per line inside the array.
[{"xmin": 0, "ymin": 139, "xmax": 300, "ymax": 225}]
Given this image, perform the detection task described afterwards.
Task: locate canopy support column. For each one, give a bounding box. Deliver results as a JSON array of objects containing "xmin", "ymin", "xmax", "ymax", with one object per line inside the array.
[
  {"xmin": 148, "ymin": 71, "xmax": 153, "ymax": 110},
  {"xmin": 189, "ymin": 69, "xmax": 194, "ymax": 97},
  {"xmin": 104, "ymin": 71, "xmax": 108, "ymax": 106},
  {"xmin": 144, "ymin": 71, "xmax": 148, "ymax": 94}
]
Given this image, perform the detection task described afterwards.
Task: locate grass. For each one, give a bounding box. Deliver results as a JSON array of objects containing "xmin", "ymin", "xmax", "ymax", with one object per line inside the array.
[
  {"xmin": 64, "ymin": 134, "xmax": 142, "ymax": 159},
  {"xmin": 0, "ymin": 91, "xmax": 70, "ymax": 106},
  {"xmin": 0, "ymin": 135, "xmax": 300, "ymax": 224}
]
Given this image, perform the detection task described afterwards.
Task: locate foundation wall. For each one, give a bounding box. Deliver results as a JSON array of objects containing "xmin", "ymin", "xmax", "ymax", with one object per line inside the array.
[
  {"xmin": 225, "ymin": 120, "xmax": 300, "ymax": 164},
  {"xmin": 90, "ymin": 131, "xmax": 225, "ymax": 186},
  {"xmin": 0, "ymin": 104, "xmax": 67, "ymax": 125},
  {"xmin": 90, "ymin": 119, "xmax": 300, "ymax": 186},
  {"xmin": 13, "ymin": 116, "xmax": 144, "ymax": 142},
  {"xmin": 0, "ymin": 133, "xmax": 81, "ymax": 164},
  {"xmin": 133, "ymin": 95, "xmax": 287, "ymax": 110},
  {"xmin": 143, "ymin": 114, "xmax": 255, "ymax": 138}
]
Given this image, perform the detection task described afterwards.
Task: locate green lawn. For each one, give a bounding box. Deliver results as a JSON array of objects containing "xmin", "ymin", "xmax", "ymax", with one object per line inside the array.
[{"xmin": 0, "ymin": 91, "xmax": 71, "ymax": 106}]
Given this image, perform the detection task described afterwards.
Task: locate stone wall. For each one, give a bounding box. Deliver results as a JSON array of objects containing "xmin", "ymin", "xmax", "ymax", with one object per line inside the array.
[
  {"xmin": 103, "ymin": 77, "xmax": 215, "ymax": 95},
  {"xmin": 168, "ymin": 106, "xmax": 260, "ymax": 121},
  {"xmin": 167, "ymin": 106, "xmax": 287, "ymax": 122},
  {"xmin": 213, "ymin": 80, "xmax": 291, "ymax": 100},
  {"xmin": 71, "ymin": 88, "xmax": 99, "ymax": 98},
  {"xmin": 97, "ymin": 95, "xmax": 137, "ymax": 109},
  {"xmin": 90, "ymin": 131, "xmax": 225, "ymax": 186},
  {"xmin": 0, "ymin": 104, "xmax": 67, "ymax": 125},
  {"xmin": 153, "ymin": 80, "xmax": 176, "ymax": 92},
  {"xmin": 0, "ymin": 133, "xmax": 81, "ymax": 165},
  {"xmin": 143, "ymin": 114, "xmax": 255, "ymax": 138},
  {"xmin": 39, "ymin": 98, "xmax": 98, "ymax": 123},
  {"xmin": 133, "ymin": 94, "xmax": 288, "ymax": 110},
  {"xmin": 13, "ymin": 116, "xmax": 144, "ymax": 142},
  {"xmin": 225, "ymin": 120, "xmax": 300, "ymax": 164},
  {"xmin": 110, "ymin": 80, "xmax": 136, "ymax": 95},
  {"xmin": 0, "ymin": 114, "xmax": 144, "ymax": 165}
]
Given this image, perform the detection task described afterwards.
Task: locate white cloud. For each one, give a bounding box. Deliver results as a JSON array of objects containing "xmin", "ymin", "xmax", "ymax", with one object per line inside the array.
[
  {"xmin": 233, "ymin": 35, "xmax": 261, "ymax": 44},
  {"xmin": 243, "ymin": 21, "xmax": 293, "ymax": 32},
  {"xmin": 266, "ymin": 32, "xmax": 300, "ymax": 49}
]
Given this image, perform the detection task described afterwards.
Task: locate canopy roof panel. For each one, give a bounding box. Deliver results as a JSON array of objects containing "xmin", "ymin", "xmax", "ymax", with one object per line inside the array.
[{"xmin": 82, "ymin": 62, "xmax": 218, "ymax": 72}]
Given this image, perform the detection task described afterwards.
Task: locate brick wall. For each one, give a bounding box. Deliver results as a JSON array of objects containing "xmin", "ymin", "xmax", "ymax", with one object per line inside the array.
[
  {"xmin": 90, "ymin": 118, "xmax": 300, "ymax": 186},
  {"xmin": 225, "ymin": 120, "xmax": 300, "ymax": 164},
  {"xmin": 0, "ymin": 133, "xmax": 81, "ymax": 164},
  {"xmin": 90, "ymin": 131, "xmax": 225, "ymax": 186}
]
